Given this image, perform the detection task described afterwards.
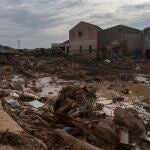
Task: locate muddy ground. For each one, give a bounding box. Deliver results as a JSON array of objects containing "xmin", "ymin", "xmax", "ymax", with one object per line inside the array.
[{"xmin": 0, "ymin": 56, "xmax": 150, "ymax": 150}]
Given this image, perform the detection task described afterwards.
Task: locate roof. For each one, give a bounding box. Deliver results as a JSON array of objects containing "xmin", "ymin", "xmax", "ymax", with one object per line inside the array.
[
  {"xmin": 144, "ymin": 27, "xmax": 150, "ymax": 31},
  {"xmin": 60, "ymin": 40, "xmax": 69, "ymax": 47},
  {"xmin": 81, "ymin": 21, "xmax": 102, "ymax": 30},
  {"xmin": 70, "ymin": 21, "xmax": 102, "ymax": 31},
  {"xmin": 62, "ymin": 40, "xmax": 69, "ymax": 44},
  {"xmin": 103, "ymin": 25, "xmax": 142, "ymax": 33}
]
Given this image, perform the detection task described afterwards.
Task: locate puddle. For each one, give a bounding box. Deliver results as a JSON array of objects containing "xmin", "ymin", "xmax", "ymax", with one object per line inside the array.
[
  {"xmin": 97, "ymin": 99, "xmax": 112, "ymax": 105},
  {"xmin": 12, "ymin": 75, "xmax": 24, "ymax": 82},
  {"xmin": 135, "ymin": 74, "xmax": 150, "ymax": 85},
  {"xmin": 12, "ymin": 75, "xmax": 81, "ymax": 98},
  {"xmin": 35, "ymin": 77, "xmax": 82, "ymax": 97},
  {"xmin": 36, "ymin": 77, "xmax": 63, "ymax": 97}
]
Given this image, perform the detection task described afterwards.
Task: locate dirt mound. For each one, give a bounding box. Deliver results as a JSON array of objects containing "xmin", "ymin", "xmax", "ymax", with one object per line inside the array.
[
  {"xmin": 0, "ymin": 130, "xmax": 47, "ymax": 150},
  {"xmin": 54, "ymin": 86, "xmax": 96, "ymax": 109},
  {"xmin": 114, "ymin": 107, "xmax": 146, "ymax": 135}
]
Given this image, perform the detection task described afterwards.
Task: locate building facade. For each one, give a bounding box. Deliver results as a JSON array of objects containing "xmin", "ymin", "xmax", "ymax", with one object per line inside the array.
[
  {"xmin": 52, "ymin": 22, "xmax": 150, "ymax": 59},
  {"xmin": 143, "ymin": 27, "xmax": 150, "ymax": 59},
  {"xmin": 59, "ymin": 40, "xmax": 70, "ymax": 53},
  {"xmin": 98, "ymin": 25, "xmax": 143, "ymax": 59},
  {"xmin": 69, "ymin": 21, "xmax": 102, "ymax": 58},
  {"xmin": 51, "ymin": 43, "xmax": 61, "ymax": 51}
]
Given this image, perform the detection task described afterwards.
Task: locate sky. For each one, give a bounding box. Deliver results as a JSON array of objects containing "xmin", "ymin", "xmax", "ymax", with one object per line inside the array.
[{"xmin": 0, "ymin": 0, "xmax": 150, "ymax": 49}]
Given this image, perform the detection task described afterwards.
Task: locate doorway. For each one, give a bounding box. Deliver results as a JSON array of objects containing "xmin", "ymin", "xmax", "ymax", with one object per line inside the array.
[
  {"xmin": 80, "ymin": 46, "xmax": 82, "ymax": 55},
  {"xmin": 146, "ymin": 50, "xmax": 150, "ymax": 59}
]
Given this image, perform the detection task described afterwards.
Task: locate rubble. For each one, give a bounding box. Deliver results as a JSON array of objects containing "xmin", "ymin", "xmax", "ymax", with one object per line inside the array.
[
  {"xmin": 9, "ymin": 82, "xmax": 23, "ymax": 91},
  {"xmin": 95, "ymin": 118, "xmax": 116, "ymax": 144},
  {"xmin": 0, "ymin": 130, "xmax": 47, "ymax": 150},
  {"xmin": 120, "ymin": 88, "xmax": 129, "ymax": 94},
  {"xmin": 0, "ymin": 84, "xmax": 149, "ymax": 150},
  {"xmin": 0, "ymin": 56, "xmax": 150, "ymax": 150},
  {"xmin": 53, "ymin": 129, "xmax": 103, "ymax": 150},
  {"xmin": 112, "ymin": 97, "xmax": 124, "ymax": 103},
  {"xmin": 114, "ymin": 107, "xmax": 146, "ymax": 135}
]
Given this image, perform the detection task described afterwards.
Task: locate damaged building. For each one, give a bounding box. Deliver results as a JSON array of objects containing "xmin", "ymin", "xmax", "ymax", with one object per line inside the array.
[
  {"xmin": 51, "ymin": 40, "xmax": 70, "ymax": 54},
  {"xmin": 144, "ymin": 27, "xmax": 150, "ymax": 59},
  {"xmin": 98, "ymin": 25, "xmax": 143, "ymax": 59},
  {"xmin": 68, "ymin": 23, "xmax": 144, "ymax": 59},
  {"xmin": 52, "ymin": 21, "xmax": 150, "ymax": 59},
  {"xmin": 59, "ymin": 40, "xmax": 70, "ymax": 53},
  {"xmin": 69, "ymin": 21, "xmax": 102, "ymax": 58},
  {"xmin": 51, "ymin": 43, "xmax": 61, "ymax": 52}
]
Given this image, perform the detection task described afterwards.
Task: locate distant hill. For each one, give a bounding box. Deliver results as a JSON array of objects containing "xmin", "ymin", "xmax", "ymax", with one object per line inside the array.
[{"xmin": 0, "ymin": 44, "xmax": 13, "ymax": 50}]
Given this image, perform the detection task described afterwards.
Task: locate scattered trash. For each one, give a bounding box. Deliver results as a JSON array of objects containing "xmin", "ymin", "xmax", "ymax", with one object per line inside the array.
[
  {"xmin": 104, "ymin": 59, "xmax": 111, "ymax": 63},
  {"xmin": 9, "ymin": 82, "xmax": 23, "ymax": 90},
  {"xmin": 143, "ymin": 105, "xmax": 150, "ymax": 113},
  {"xmin": 119, "ymin": 129, "xmax": 129, "ymax": 145},
  {"xmin": 28, "ymin": 100, "xmax": 44, "ymax": 108},
  {"xmin": 10, "ymin": 92, "xmax": 20, "ymax": 98},
  {"xmin": 114, "ymin": 107, "xmax": 146, "ymax": 135},
  {"xmin": 112, "ymin": 97, "xmax": 124, "ymax": 103},
  {"xmin": 120, "ymin": 89, "xmax": 129, "ymax": 94},
  {"xmin": 0, "ymin": 56, "xmax": 150, "ymax": 150},
  {"xmin": 4, "ymin": 98, "xmax": 20, "ymax": 109}
]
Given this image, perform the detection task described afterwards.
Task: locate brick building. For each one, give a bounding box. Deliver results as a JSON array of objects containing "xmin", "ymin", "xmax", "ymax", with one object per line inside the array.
[{"xmin": 69, "ymin": 21, "xmax": 102, "ymax": 58}]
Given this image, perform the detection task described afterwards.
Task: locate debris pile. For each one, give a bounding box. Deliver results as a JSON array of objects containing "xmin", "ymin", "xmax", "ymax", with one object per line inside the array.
[
  {"xmin": 1, "ymin": 86, "xmax": 150, "ymax": 150},
  {"xmin": 0, "ymin": 130, "xmax": 47, "ymax": 150},
  {"xmin": 0, "ymin": 56, "xmax": 150, "ymax": 149},
  {"xmin": 114, "ymin": 107, "xmax": 146, "ymax": 135}
]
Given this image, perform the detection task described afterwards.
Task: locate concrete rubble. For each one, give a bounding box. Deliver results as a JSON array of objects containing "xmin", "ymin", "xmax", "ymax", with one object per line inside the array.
[{"xmin": 0, "ymin": 56, "xmax": 150, "ymax": 150}]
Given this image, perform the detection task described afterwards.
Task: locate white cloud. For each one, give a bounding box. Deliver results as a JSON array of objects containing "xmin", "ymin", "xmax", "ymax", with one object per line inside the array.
[{"xmin": 0, "ymin": 0, "xmax": 149, "ymax": 48}]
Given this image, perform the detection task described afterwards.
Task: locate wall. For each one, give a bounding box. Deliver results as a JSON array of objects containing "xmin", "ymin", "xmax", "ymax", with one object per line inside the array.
[
  {"xmin": 69, "ymin": 22, "xmax": 100, "ymax": 58},
  {"xmin": 99, "ymin": 27, "xmax": 121, "ymax": 45},
  {"xmin": 124, "ymin": 33, "xmax": 142, "ymax": 55},
  {"xmin": 98, "ymin": 26, "xmax": 142, "ymax": 58},
  {"xmin": 144, "ymin": 29, "xmax": 150, "ymax": 51},
  {"xmin": 98, "ymin": 27, "xmax": 121, "ymax": 59},
  {"xmin": 51, "ymin": 43, "xmax": 61, "ymax": 51}
]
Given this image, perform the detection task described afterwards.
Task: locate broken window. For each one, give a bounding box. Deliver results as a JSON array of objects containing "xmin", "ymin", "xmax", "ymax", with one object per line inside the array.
[
  {"xmin": 67, "ymin": 47, "xmax": 69, "ymax": 53},
  {"xmin": 80, "ymin": 46, "xmax": 82, "ymax": 55},
  {"xmin": 78, "ymin": 31, "xmax": 82, "ymax": 37}
]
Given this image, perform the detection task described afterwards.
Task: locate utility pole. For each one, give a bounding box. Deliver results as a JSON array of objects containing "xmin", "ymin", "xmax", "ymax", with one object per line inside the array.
[{"xmin": 17, "ymin": 40, "xmax": 21, "ymax": 50}]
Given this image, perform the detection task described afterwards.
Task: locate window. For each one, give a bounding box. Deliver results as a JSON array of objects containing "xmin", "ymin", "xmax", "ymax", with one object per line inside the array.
[
  {"xmin": 80, "ymin": 46, "xmax": 82, "ymax": 55},
  {"xmin": 89, "ymin": 45, "xmax": 92, "ymax": 54},
  {"xmin": 78, "ymin": 31, "xmax": 82, "ymax": 37},
  {"xmin": 67, "ymin": 47, "xmax": 69, "ymax": 53}
]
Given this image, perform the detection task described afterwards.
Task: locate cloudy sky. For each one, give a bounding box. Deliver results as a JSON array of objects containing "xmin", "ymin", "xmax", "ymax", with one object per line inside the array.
[{"xmin": 0, "ymin": 0, "xmax": 150, "ymax": 49}]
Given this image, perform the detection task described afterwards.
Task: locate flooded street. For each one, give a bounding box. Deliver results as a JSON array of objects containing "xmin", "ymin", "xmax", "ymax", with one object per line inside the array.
[{"xmin": 11, "ymin": 75, "xmax": 83, "ymax": 98}]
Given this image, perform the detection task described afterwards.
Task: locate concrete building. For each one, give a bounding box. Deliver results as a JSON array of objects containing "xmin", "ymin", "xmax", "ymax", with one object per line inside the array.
[
  {"xmin": 51, "ymin": 41, "xmax": 70, "ymax": 54},
  {"xmin": 69, "ymin": 21, "xmax": 102, "ymax": 58},
  {"xmin": 51, "ymin": 22, "xmax": 149, "ymax": 59},
  {"xmin": 59, "ymin": 40, "xmax": 70, "ymax": 53},
  {"xmin": 143, "ymin": 27, "xmax": 150, "ymax": 59},
  {"xmin": 51, "ymin": 43, "xmax": 61, "ymax": 52},
  {"xmin": 98, "ymin": 25, "xmax": 143, "ymax": 59}
]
